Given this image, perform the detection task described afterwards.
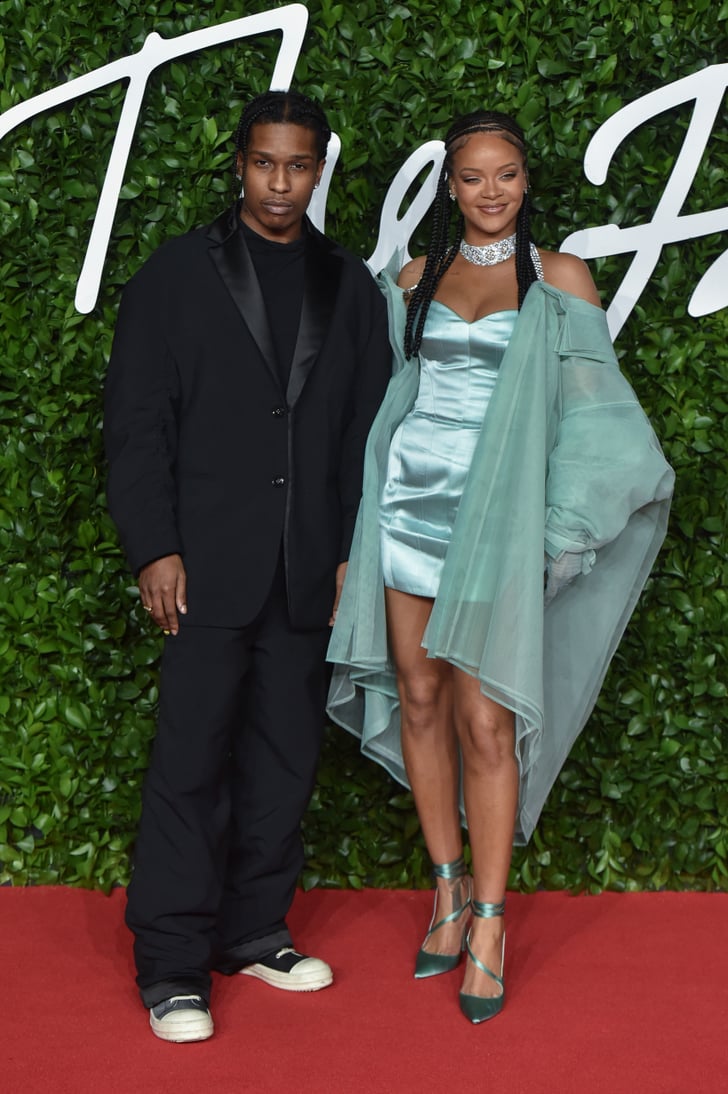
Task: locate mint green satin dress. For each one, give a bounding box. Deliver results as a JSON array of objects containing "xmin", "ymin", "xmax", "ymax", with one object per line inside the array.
[
  {"xmin": 327, "ymin": 276, "xmax": 674, "ymax": 843},
  {"xmin": 380, "ymin": 303, "xmax": 516, "ymax": 597}
]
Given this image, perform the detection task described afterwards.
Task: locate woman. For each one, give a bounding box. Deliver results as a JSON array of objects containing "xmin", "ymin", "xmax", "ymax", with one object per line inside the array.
[{"xmin": 328, "ymin": 111, "xmax": 673, "ymax": 1024}]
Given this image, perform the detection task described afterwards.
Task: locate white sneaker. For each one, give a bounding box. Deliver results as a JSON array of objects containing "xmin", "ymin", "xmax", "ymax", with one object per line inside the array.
[
  {"xmin": 149, "ymin": 994, "xmax": 213, "ymax": 1042},
  {"xmin": 239, "ymin": 947, "xmax": 333, "ymax": 992}
]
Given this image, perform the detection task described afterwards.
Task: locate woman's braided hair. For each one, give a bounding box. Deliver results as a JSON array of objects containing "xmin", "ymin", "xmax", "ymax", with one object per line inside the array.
[
  {"xmin": 403, "ymin": 110, "xmax": 539, "ymax": 359},
  {"xmin": 232, "ymin": 90, "xmax": 331, "ymax": 197}
]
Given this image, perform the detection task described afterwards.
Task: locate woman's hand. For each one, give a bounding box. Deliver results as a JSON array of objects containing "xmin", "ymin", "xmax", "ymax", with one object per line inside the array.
[
  {"xmin": 544, "ymin": 551, "xmax": 583, "ymax": 605},
  {"xmin": 329, "ymin": 562, "xmax": 348, "ymax": 626}
]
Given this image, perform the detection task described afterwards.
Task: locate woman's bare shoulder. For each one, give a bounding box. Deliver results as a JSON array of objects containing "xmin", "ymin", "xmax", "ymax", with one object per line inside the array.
[
  {"xmin": 397, "ymin": 256, "xmax": 427, "ymax": 290},
  {"xmin": 539, "ymin": 250, "xmax": 601, "ymax": 306}
]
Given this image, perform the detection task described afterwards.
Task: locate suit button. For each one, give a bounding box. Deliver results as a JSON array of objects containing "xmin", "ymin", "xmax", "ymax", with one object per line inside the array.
[
  {"xmin": 272, "ymin": 477, "xmax": 285, "ymax": 487},
  {"xmin": 272, "ymin": 406, "xmax": 286, "ymax": 417}
]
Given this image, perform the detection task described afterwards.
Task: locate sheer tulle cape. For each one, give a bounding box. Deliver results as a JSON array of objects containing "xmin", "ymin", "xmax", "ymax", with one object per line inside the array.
[{"xmin": 327, "ymin": 274, "xmax": 674, "ymax": 843}]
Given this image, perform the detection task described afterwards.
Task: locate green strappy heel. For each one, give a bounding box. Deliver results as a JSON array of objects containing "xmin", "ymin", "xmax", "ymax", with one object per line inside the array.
[
  {"xmin": 414, "ymin": 855, "xmax": 472, "ymax": 979},
  {"xmin": 458, "ymin": 898, "xmax": 506, "ymax": 1023}
]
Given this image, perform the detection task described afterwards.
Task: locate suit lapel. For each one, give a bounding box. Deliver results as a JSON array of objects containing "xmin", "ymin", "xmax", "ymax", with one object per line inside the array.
[
  {"xmin": 207, "ymin": 209, "xmax": 280, "ymax": 391},
  {"xmin": 286, "ymin": 226, "xmax": 343, "ymax": 409},
  {"xmin": 207, "ymin": 210, "xmax": 343, "ymax": 406}
]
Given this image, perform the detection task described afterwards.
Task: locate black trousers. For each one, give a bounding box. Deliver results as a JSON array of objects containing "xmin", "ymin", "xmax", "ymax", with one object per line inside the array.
[{"xmin": 125, "ymin": 561, "xmax": 330, "ymax": 1008}]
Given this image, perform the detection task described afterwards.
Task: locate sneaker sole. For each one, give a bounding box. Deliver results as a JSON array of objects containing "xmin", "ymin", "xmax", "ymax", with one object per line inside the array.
[
  {"xmin": 150, "ymin": 1015, "xmax": 214, "ymax": 1043},
  {"xmin": 239, "ymin": 964, "xmax": 333, "ymax": 992}
]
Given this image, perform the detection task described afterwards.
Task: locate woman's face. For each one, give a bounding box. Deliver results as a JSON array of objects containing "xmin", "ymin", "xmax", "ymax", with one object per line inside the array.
[{"xmin": 448, "ymin": 132, "xmax": 527, "ymax": 244}]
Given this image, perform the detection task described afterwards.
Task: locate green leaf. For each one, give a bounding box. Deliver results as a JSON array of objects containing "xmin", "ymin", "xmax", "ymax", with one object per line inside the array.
[{"xmin": 0, "ymin": 0, "xmax": 725, "ymax": 896}]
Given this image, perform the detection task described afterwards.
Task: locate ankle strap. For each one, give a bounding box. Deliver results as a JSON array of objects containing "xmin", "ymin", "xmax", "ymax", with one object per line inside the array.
[
  {"xmin": 431, "ymin": 855, "xmax": 466, "ymax": 880},
  {"xmin": 472, "ymin": 899, "xmax": 505, "ymax": 918}
]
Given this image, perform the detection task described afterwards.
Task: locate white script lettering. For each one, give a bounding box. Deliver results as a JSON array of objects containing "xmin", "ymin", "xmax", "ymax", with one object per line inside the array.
[
  {"xmin": 0, "ymin": 5, "xmax": 312, "ymax": 313},
  {"xmin": 561, "ymin": 64, "xmax": 728, "ymax": 338},
  {"xmin": 1, "ymin": 5, "xmax": 725, "ymax": 335}
]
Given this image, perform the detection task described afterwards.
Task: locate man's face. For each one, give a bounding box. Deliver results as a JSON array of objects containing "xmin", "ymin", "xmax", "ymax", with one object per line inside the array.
[{"xmin": 238, "ymin": 122, "xmax": 324, "ymax": 243}]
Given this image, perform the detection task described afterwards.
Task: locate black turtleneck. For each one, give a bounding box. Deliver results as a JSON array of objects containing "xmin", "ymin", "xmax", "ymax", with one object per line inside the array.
[{"xmin": 239, "ymin": 218, "xmax": 306, "ymax": 389}]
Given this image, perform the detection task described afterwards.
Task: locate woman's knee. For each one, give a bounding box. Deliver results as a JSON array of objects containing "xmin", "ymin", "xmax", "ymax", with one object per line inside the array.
[
  {"xmin": 457, "ymin": 711, "xmax": 515, "ymax": 770},
  {"xmin": 398, "ymin": 671, "xmax": 448, "ymax": 734}
]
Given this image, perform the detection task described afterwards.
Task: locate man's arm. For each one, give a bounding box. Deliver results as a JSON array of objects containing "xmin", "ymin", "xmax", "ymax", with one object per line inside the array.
[
  {"xmin": 336, "ymin": 270, "xmax": 392, "ymax": 564},
  {"xmin": 104, "ymin": 260, "xmax": 185, "ymax": 616}
]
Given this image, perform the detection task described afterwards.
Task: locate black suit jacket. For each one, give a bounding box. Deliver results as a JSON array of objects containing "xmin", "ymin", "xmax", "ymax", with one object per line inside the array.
[{"xmin": 104, "ymin": 207, "xmax": 391, "ymax": 629}]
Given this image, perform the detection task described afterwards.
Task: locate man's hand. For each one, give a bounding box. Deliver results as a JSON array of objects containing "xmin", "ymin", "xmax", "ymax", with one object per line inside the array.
[
  {"xmin": 328, "ymin": 562, "xmax": 348, "ymax": 627},
  {"xmin": 139, "ymin": 554, "xmax": 187, "ymax": 635}
]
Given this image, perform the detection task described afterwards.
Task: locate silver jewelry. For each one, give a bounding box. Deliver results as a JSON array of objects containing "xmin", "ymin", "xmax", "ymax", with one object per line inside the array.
[
  {"xmin": 142, "ymin": 604, "xmax": 153, "ymax": 612},
  {"xmin": 459, "ymin": 233, "xmax": 517, "ymax": 266},
  {"xmin": 449, "ymin": 190, "xmax": 456, "ymax": 202},
  {"xmin": 459, "ymin": 233, "xmax": 543, "ymax": 278},
  {"xmin": 530, "ymin": 243, "xmax": 544, "ymax": 281}
]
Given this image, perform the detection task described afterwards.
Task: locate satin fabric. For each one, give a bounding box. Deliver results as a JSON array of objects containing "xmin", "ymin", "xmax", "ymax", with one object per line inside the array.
[
  {"xmin": 380, "ymin": 303, "xmax": 515, "ymax": 597},
  {"xmin": 327, "ymin": 273, "xmax": 674, "ymax": 843}
]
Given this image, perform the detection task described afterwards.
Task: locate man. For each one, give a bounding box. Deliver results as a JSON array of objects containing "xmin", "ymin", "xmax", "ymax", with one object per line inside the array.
[{"xmin": 104, "ymin": 90, "xmax": 391, "ymax": 1042}]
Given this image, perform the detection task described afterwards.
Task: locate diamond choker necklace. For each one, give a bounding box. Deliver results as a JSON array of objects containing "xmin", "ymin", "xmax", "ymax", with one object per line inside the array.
[{"xmin": 459, "ymin": 233, "xmax": 517, "ymax": 266}]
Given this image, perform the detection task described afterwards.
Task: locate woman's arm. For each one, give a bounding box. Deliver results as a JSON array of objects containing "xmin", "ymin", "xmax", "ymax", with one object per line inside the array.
[
  {"xmin": 540, "ymin": 251, "xmax": 601, "ymax": 307},
  {"xmin": 397, "ymin": 255, "xmax": 427, "ymax": 291}
]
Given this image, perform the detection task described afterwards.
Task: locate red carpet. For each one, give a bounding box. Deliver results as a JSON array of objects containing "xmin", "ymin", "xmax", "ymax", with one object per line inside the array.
[{"xmin": 2, "ymin": 887, "xmax": 725, "ymax": 1093}]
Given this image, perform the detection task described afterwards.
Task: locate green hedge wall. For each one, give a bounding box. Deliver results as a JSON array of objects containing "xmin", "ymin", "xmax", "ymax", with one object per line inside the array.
[{"xmin": 0, "ymin": 0, "xmax": 726, "ymax": 892}]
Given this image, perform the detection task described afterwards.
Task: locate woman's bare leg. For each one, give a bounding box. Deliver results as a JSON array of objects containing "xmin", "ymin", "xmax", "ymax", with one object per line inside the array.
[
  {"xmin": 385, "ymin": 587, "xmax": 465, "ymax": 955},
  {"xmin": 452, "ymin": 668, "xmax": 518, "ymax": 997}
]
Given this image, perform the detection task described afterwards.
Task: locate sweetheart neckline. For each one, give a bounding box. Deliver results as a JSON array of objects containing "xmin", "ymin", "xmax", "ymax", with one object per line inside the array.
[{"xmin": 429, "ymin": 299, "xmax": 518, "ymax": 325}]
